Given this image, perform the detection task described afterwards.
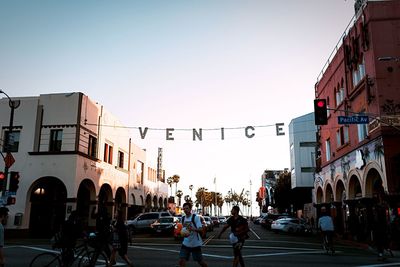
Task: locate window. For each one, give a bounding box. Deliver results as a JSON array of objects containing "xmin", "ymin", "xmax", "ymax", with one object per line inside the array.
[
  {"xmin": 118, "ymin": 151, "xmax": 124, "ymax": 168},
  {"xmin": 3, "ymin": 130, "xmax": 20, "ymax": 152},
  {"xmin": 136, "ymin": 160, "xmax": 144, "ymax": 183},
  {"xmin": 49, "ymin": 129, "xmax": 63, "ymax": 152},
  {"xmin": 352, "ymin": 57, "xmax": 366, "ymax": 86},
  {"xmin": 88, "ymin": 135, "xmax": 97, "ymax": 158},
  {"xmin": 325, "ymin": 139, "xmax": 331, "ymax": 161},
  {"xmin": 358, "ymin": 119, "xmax": 368, "ymax": 142},
  {"xmin": 336, "ymin": 126, "xmax": 349, "ymax": 147},
  {"xmin": 335, "ymin": 87, "xmax": 345, "ymax": 107},
  {"xmin": 104, "ymin": 143, "xmax": 113, "ymax": 164}
]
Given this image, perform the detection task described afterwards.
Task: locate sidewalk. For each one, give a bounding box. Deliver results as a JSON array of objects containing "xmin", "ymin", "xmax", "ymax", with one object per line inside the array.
[{"xmin": 334, "ymin": 234, "xmax": 400, "ymax": 258}]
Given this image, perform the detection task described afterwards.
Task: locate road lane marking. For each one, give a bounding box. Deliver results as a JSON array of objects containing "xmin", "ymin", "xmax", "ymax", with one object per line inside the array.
[
  {"xmin": 203, "ymin": 234, "xmax": 215, "ymax": 245},
  {"xmin": 249, "ymin": 227, "xmax": 261, "ymax": 240},
  {"xmin": 357, "ymin": 263, "xmax": 400, "ymax": 267}
]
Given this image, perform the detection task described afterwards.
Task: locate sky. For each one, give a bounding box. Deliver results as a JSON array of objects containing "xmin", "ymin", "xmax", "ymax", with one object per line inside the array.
[{"xmin": 0, "ymin": 0, "xmax": 356, "ymax": 214}]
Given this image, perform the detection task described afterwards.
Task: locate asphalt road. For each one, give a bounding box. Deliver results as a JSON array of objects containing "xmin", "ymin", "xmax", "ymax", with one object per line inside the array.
[{"xmin": 6, "ymin": 222, "xmax": 400, "ymax": 266}]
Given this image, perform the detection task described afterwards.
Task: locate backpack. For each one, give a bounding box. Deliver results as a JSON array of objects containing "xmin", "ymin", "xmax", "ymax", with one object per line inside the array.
[{"xmin": 182, "ymin": 214, "xmax": 206, "ymax": 239}]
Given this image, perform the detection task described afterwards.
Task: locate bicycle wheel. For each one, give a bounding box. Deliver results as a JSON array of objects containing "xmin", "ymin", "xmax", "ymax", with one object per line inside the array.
[
  {"xmin": 78, "ymin": 251, "xmax": 109, "ymax": 267},
  {"xmin": 30, "ymin": 252, "xmax": 62, "ymax": 267}
]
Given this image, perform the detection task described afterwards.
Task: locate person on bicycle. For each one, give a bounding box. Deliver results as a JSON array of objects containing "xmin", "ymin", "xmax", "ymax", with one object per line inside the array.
[
  {"xmin": 318, "ymin": 206, "xmax": 334, "ymax": 254},
  {"xmin": 60, "ymin": 211, "xmax": 83, "ymax": 265}
]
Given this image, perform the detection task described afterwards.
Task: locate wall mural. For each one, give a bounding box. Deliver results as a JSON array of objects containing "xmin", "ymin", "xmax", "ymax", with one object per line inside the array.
[{"xmin": 315, "ymin": 137, "xmax": 385, "ymax": 189}]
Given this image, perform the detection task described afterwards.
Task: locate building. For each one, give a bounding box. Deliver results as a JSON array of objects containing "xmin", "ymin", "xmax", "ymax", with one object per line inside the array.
[
  {"xmin": 289, "ymin": 112, "xmax": 317, "ymax": 188},
  {"xmin": 289, "ymin": 112, "xmax": 317, "ymax": 216},
  {"xmin": 314, "ymin": 0, "xmax": 400, "ymax": 242},
  {"xmin": 0, "ymin": 92, "xmax": 168, "ymax": 237}
]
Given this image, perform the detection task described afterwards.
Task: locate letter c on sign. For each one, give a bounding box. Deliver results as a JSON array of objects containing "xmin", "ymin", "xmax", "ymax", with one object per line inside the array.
[{"xmin": 245, "ymin": 126, "xmax": 255, "ymax": 138}]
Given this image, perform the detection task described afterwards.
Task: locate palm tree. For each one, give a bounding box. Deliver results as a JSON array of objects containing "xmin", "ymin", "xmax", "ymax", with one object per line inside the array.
[
  {"xmin": 176, "ymin": 190, "xmax": 183, "ymax": 207},
  {"xmin": 172, "ymin": 174, "xmax": 180, "ymax": 195},
  {"xmin": 196, "ymin": 187, "xmax": 208, "ymax": 214},
  {"xmin": 189, "ymin": 184, "xmax": 194, "ymax": 200},
  {"xmin": 167, "ymin": 177, "xmax": 173, "ymax": 196}
]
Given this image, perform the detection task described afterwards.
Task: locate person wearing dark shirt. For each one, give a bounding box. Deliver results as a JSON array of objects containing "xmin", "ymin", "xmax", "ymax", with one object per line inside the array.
[
  {"xmin": 218, "ymin": 206, "xmax": 248, "ymax": 267},
  {"xmin": 94, "ymin": 205, "xmax": 112, "ymax": 258},
  {"xmin": 110, "ymin": 210, "xmax": 134, "ymax": 267}
]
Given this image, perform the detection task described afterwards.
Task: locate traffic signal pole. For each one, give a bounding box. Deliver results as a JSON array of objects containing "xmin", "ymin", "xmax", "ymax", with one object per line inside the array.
[{"xmin": 0, "ymin": 90, "xmax": 20, "ymax": 197}]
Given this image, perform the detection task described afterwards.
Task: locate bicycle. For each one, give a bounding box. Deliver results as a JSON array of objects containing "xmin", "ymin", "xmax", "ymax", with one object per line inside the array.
[
  {"xmin": 322, "ymin": 230, "xmax": 335, "ymax": 255},
  {"xmin": 30, "ymin": 233, "xmax": 109, "ymax": 267}
]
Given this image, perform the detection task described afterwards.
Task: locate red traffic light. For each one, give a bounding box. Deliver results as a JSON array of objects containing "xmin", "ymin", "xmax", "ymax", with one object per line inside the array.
[
  {"xmin": 316, "ymin": 100, "xmax": 326, "ymax": 108},
  {"xmin": 0, "ymin": 172, "xmax": 5, "ymax": 180},
  {"xmin": 314, "ymin": 99, "xmax": 328, "ymax": 125}
]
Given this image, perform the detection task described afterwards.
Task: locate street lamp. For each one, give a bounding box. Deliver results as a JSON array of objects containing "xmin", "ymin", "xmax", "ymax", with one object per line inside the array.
[{"xmin": 0, "ymin": 90, "xmax": 20, "ymax": 196}]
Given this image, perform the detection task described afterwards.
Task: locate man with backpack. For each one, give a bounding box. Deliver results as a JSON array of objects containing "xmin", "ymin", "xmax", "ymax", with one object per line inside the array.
[
  {"xmin": 218, "ymin": 205, "xmax": 249, "ymax": 267},
  {"xmin": 178, "ymin": 202, "xmax": 208, "ymax": 267}
]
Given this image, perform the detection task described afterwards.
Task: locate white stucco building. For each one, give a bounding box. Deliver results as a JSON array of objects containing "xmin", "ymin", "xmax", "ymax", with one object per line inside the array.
[{"xmin": 0, "ymin": 92, "xmax": 168, "ymax": 237}]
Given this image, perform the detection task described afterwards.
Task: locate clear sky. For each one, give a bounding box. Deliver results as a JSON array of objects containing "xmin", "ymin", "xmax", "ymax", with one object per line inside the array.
[{"xmin": 0, "ymin": 0, "xmax": 355, "ymax": 214}]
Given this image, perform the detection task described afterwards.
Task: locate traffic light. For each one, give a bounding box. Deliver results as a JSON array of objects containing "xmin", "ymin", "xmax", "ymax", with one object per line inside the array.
[
  {"xmin": 0, "ymin": 172, "xmax": 5, "ymax": 189},
  {"xmin": 314, "ymin": 99, "xmax": 328, "ymax": 125},
  {"xmin": 9, "ymin": 171, "xmax": 20, "ymax": 192}
]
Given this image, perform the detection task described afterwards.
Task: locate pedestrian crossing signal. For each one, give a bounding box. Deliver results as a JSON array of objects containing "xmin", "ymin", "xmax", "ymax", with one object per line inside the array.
[{"xmin": 9, "ymin": 171, "xmax": 20, "ymax": 192}]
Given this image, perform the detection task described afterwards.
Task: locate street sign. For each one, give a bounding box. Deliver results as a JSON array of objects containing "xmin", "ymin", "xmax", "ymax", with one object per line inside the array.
[
  {"xmin": 4, "ymin": 152, "xmax": 15, "ymax": 168},
  {"xmin": 338, "ymin": 116, "xmax": 369, "ymax": 124}
]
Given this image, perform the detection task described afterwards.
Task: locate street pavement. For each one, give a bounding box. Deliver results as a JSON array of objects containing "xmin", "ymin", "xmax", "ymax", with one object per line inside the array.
[{"xmin": 5, "ymin": 222, "xmax": 400, "ymax": 266}]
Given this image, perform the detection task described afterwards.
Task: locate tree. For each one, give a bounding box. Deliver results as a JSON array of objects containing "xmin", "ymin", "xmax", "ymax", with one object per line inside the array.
[
  {"xmin": 172, "ymin": 174, "xmax": 180, "ymax": 195},
  {"xmin": 273, "ymin": 170, "xmax": 292, "ymax": 213},
  {"xmin": 176, "ymin": 190, "xmax": 183, "ymax": 207}
]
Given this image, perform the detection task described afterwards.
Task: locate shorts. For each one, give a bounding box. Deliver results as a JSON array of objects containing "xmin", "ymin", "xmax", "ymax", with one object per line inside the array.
[
  {"xmin": 232, "ymin": 240, "xmax": 245, "ymax": 257},
  {"xmin": 179, "ymin": 244, "xmax": 203, "ymax": 262}
]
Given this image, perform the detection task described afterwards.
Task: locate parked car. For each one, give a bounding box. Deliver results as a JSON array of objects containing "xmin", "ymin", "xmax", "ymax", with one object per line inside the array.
[
  {"xmin": 254, "ymin": 215, "xmax": 266, "ymax": 225},
  {"xmin": 261, "ymin": 213, "xmax": 289, "ymax": 229},
  {"xmin": 271, "ymin": 217, "xmax": 311, "ymax": 234},
  {"xmin": 203, "ymin": 216, "xmax": 214, "ymax": 231},
  {"xmin": 151, "ymin": 216, "xmax": 179, "ymax": 236},
  {"xmin": 127, "ymin": 211, "xmax": 172, "ymax": 233},
  {"xmin": 218, "ymin": 216, "xmax": 227, "ymax": 224},
  {"xmin": 210, "ymin": 216, "xmax": 220, "ymax": 227}
]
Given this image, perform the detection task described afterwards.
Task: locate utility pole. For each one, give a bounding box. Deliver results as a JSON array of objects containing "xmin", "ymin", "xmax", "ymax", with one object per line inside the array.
[
  {"xmin": 214, "ymin": 176, "xmax": 217, "ymax": 216},
  {"xmin": 0, "ymin": 90, "xmax": 20, "ymax": 197}
]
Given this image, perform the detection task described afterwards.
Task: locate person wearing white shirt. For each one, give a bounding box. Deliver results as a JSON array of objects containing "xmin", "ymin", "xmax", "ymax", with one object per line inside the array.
[{"xmin": 178, "ymin": 202, "xmax": 208, "ymax": 267}]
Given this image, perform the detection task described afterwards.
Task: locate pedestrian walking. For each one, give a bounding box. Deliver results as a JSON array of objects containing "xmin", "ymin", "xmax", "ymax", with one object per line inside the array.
[
  {"xmin": 60, "ymin": 210, "xmax": 83, "ymax": 265},
  {"xmin": 218, "ymin": 206, "xmax": 249, "ymax": 267},
  {"xmin": 372, "ymin": 203, "xmax": 391, "ymax": 260},
  {"xmin": 110, "ymin": 210, "xmax": 134, "ymax": 267},
  {"xmin": 0, "ymin": 207, "xmax": 9, "ymax": 267},
  {"xmin": 93, "ymin": 204, "xmax": 112, "ymax": 258},
  {"xmin": 178, "ymin": 202, "xmax": 208, "ymax": 267}
]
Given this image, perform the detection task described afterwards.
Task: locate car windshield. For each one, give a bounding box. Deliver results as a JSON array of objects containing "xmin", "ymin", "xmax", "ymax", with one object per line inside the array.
[{"xmin": 159, "ymin": 217, "xmax": 174, "ymax": 223}]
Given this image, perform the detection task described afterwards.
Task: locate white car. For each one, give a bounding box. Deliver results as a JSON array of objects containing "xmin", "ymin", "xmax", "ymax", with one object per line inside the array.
[
  {"xmin": 202, "ymin": 216, "xmax": 214, "ymax": 231},
  {"xmin": 127, "ymin": 211, "xmax": 172, "ymax": 232},
  {"xmin": 271, "ymin": 217, "xmax": 310, "ymax": 234}
]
